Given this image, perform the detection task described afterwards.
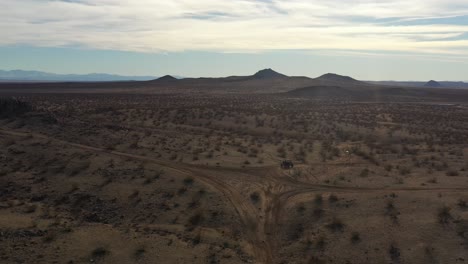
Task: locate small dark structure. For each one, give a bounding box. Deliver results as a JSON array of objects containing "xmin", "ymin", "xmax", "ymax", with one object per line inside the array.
[{"xmin": 280, "ymin": 160, "xmax": 294, "ymax": 169}]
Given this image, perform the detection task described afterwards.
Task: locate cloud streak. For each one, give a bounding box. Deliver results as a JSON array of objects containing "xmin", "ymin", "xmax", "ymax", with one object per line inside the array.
[{"xmin": 1, "ymin": 0, "xmax": 468, "ymax": 55}]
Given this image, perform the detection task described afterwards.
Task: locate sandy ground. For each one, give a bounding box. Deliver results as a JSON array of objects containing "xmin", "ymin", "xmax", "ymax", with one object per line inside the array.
[{"xmin": 1, "ymin": 94, "xmax": 467, "ymax": 263}]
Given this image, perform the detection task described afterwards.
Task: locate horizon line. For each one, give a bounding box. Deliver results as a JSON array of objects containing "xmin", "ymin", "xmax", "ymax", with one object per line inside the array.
[{"xmin": 1, "ymin": 68, "xmax": 467, "ymax": 83}]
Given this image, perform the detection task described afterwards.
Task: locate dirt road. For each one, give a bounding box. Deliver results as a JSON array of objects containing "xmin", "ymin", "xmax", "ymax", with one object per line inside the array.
[{"xmin": 2, "ymin": 128, "xmax": 468, "ymax": 264}]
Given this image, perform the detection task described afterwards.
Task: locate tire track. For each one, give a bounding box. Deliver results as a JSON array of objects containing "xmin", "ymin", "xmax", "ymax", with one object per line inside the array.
[
  {"xmin": 0, "ymin": 128, "xmax": 272, "ymax": 263},
  {"xmin": 2, "ymin": 128, "xmax": 468, "ymax": 264}
]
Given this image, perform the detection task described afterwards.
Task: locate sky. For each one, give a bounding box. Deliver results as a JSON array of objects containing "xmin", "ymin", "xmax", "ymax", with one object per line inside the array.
[{"xmin": 1, "ymin": 0, "xmax": 468, "ymax": 80}]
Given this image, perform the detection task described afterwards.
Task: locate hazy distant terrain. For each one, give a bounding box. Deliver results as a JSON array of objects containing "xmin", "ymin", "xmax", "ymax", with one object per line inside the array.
[
  {"xmin": 0, "ymin": 70, "xmax": 158, "ymax": 82},
  {"xmin": 369, "ymin": 80, "xmax": 468, "ymax": 89},
  {"xmin": 3, "ymin": 69, "xmax": 468, "ymax": 90},
  {"xmin": 1, "ymin": 69, "xmax": 468, "ymax": 102}
]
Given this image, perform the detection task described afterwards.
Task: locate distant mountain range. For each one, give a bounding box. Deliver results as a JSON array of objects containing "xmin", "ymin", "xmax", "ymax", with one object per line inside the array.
[
  {"xmin": 0, "ymin": 70, "xmax": 159, "ymax": 82},
  {"xmin": 1, "ymin": 69, "xmax": 468, "ymax": 102},
  {"xmin": 2, "ymin": 69, "xmax": 467, "ymax": 89}
]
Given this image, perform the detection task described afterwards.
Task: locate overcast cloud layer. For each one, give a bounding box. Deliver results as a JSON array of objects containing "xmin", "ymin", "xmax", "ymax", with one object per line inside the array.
[{"xmin": 1, "ymin": 0, "xmax": 468, "ymax": 55}]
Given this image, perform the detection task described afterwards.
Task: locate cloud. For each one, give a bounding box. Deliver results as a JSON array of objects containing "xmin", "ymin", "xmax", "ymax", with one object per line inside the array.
[{"xmin": 0, "ymin": 0, "xmax": 468, "ymax": 55}]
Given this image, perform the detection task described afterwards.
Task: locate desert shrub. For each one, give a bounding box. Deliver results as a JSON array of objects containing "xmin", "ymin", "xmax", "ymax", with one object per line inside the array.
[
  {"xmin": 352, "ymin": 148, "xmax": 378, "ymax": 165},
  {"xmin": 42, "ymin": 231, "xmax": 56, "ymax": 243},
  {"xmin": 205, "ymin": 151, "xmax": 214, "ymax": 159},
  {"xmin": 385, "ymin": 200, "xmax": 399, "ymax": 223},
  {"xmin": 133, "ymin": 246, "xmax": 146, "ymax": 259},
  {"xmin": 91, "ymin": 247, "xmax": 109, "ymax": 260},
  {"xmin": 296, "ymin": 203, "xmax": 306, "ymax": 214},
  {"xmin": 438, "ymin": 206, "xmax": 452, "ymax": 224},
  {"xmin": 250, "ymin": 192, "xmax": 260, "ymax": 203},
  {"xmin": 456, "ymin": 220, "xmax": 468, "ymax": 240},
  {"xmin": 307, "ymin": 256, "xmax": 326, "ymax": 264},
  {"xmin": 178, "ymin": 187, "xmax": 187, "ymax": 195},
  {"xmin": 0, "ymin": 97, "xmax": 32, "ymax": 117},
  {"xmin": 289, "ymin": 223, "xmax": 304, "ymax": 240},
  {"xmin": 389, "ymin": 244, "xmax": 401, "ymax": 262},
  {"xmin": 277, "ymin": 146, "xmax": 286, "ymax": 158},
  {"xmin": 23, "ymin": 204, "xmax": 37, "ymax": 214},
  {"xmin": 329, "ymin": 194, "xmax": 338, "ymax": 203},
  {"xmin": 326, "ymin": 218, "xmax": 344, "ymax": 232},
  {"xmin": 458, "ymin": 199, "xmax": 467, "ymax": 209},
  {"xmin": 359, "ymin": 168, "xmax": 369, "ymax": 177},
  {"xmin": 351, "ymin": 232, "xmax": 361, "ymax": 243},
  {"xmin": 313, "ymin": 208, "xmax": 324, "ymax": 219},
  {"xmin": 3, "ymin": 138, "xmax": 16, "ymax": 147},
  {"xmin": 129, "ymin": 190, "xmax": 139, "ymax": 199},
  {"xmin": 183, "ymin": 177, "xmax": 194, "ymax": 186},
  {"xmin": 398, "ymin": 166, "xmax": 411, "ymax": 175},
  {"xmin": 0, "ymin": 169, "xmax": 8, "ymax": 177},
  {"xmin": 446, "ymin": 170, "xmax": 459, "ymax": 176},
  {"xmin": 384, "ymin": 164, "xmax": 393, "ymax": 172},
  {"xmin": 315, "ymin": 235, "xmax": 326, "ymax": 250},
  {"xmin": 192, "ymin": 232, "xmax": 201, "ymax": 245},
  {"xmin": 428, "ymin": 177, "xmax": 437, "ymax": 184},
  {"xmin": 188, "ymin": 212, "xmax": 204, "ymax": 227},
  {"xmin": 248, "ymin": 148, "xmax": 258, "ymax": 158},
  {"xmin": 314, "ymin": 194, "xmax": 323, "ymax": 206},
  {"xmin": 143, "ymin": 174, "xmax": 156, "ymax": 185},
  {"xmin": 169, "ymin": 153, "xmax": 178, "ymax": 160},
  {"xmin": 198, "ymin": 188, "xmax": 206, "ymax": 196},
  {"xmin": 395, "ymin": 177, "xmax": 404, "ymax": 184}
]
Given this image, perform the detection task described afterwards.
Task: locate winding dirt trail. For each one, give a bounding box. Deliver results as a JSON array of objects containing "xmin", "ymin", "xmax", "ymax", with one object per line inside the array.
[{"xmin": 2, "ymin": 128, "xmax": 468, "ymax": 264}]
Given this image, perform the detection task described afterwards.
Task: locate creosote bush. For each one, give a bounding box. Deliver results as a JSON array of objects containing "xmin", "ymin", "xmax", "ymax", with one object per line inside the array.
[
  {"xmin": 329, "ymin": 194, "xmax": 338, "ymax": 203},
  {"xmin": 438, "ymin": 206, "xmax": 452, "ymax": 224},
  {"xmin": 314, "ymin": 194, "xmax": 323, "ymax": 206},
  {"xmin": 0, "ymin": 97, "xmax": 32, "ymax": 117},
  {"xmin": 351, "ymin": 232, "xmax": 361, "ymax": 243},
  {"xmin": 326, "ymin": 217, "xmax": 345, "ymax": 232},
  {"xmin": 91, "ymin": 247, "xmax": 109, "ymax": 260},
  {"xmin": 250, "ymin": 192, "xmax": 260, "ymax": 203}
]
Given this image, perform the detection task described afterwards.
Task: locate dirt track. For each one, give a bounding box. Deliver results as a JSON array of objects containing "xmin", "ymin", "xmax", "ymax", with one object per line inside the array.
[{"xmin": 2, "ymin": 128, "xmax": 468, "ymax": 264}]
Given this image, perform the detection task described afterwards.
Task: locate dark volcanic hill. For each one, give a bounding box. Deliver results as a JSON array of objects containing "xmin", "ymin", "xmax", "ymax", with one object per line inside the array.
[
  {"xmin": 317, "ymin": 73, "xmax": 356, "ymax": 82},
  {"xmin": 424, "ymin": 80, "xmax": 441, "ymax": 87},
  {"xmin": 157, "ymin": 75, "xmax": 178, "ymax": 82},
  {"xmin": 285, "ymin": 74, "xmax": 377, "ymax": 100},
  {"xmin": 252, "ymin": 68, "xmax": 287, "ymax": 79},
  {"xmin": 315, "ymin": 73, "xmax": 368, "ymax": 87}
]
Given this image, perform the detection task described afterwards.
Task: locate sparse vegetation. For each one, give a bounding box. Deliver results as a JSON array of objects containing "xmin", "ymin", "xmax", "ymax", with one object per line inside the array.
[
  {"xmin": 133, "ymin": 246, "xmax": 146, "ymax": 260},
  {"xmin": 329, "ymin": 194, "xmax": 338, "ymax": 203},
  {"xmin": 183, "ymin": 177, "xmax": 194, "ymax": 186},
  {"xmin": 326, "ymin": 217, "xmax": 345, "ymax": 232},
  {"xmin": 0, "ymin": 97, "xmax": 32, "ymax": 117},
  {"xmin": 438, "ymin": 206, "xmax": 452, "ymax": 224},
  {"xmin": 250, "ymin": 192, "xmax": 260, "ymax": 203},
  {"xmin": 1, "ymin": 86, "xmax": 468, "ymax": 264},
  {"xmin": 458, "ymin": 199, "xmax": 467, "ymax": 209},
  {"xmin": 351, "ymin": 232, "xmax": 361, "ymax": 243},
  {"xmin": 91, "ymin": 247, "xmax": 109, "ymax": 261},
  {"xmin": 314, "ymin": 194, "xmax": 323, "ymax": 206},
  {"xmin": 389, "ymin": 244, "xmax": 401, "ymax": 263}
]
